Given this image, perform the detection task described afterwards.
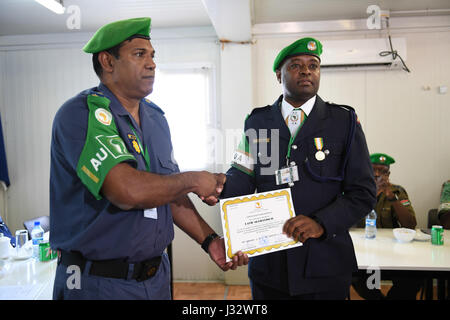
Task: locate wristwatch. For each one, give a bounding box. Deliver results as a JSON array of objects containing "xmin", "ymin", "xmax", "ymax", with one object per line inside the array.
[{"xmin": 201, "ymin": 233, "xmax": 219, "ymax": 253}]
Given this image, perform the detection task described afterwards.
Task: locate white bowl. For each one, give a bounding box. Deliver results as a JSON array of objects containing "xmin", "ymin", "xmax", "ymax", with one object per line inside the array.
[{"xmin": 393, "ymin": 228, "xmax": 416, "ymax": 242}]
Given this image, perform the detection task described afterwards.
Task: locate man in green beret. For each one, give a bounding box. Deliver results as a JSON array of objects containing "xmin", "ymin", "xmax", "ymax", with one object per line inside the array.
[
  {"xmin": 352, "ymin": 152, "xmax": 421, "ymax": 300},
  {"xmin": 50, "ymin": 17, "xmax": 247, "ymax": 300},
  {"xmin": 217, "ymin": 37, "xmax": 376, "ymax": 299},
  {"xmin": 369, "ymin": 153, "xmax": 417, "ymax": 229}
]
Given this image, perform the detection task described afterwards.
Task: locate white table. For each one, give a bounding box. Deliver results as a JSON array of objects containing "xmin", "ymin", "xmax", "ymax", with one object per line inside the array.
[
  {"xmin": 350, "ymin": 228, "xmax": 450, "ymax": 271},
  {"xmin": 0, "ymin": 232, "xmax": 56, "ymax": 300},
  {"xmin": 350, "ymin": 228, "xmax": 450, "ymax": 299}
]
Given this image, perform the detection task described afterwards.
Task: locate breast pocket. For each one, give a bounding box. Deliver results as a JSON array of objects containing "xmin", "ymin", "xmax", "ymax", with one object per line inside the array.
[
  {"xmin": 157, "ymin": 156, "xmax": 179, "ymax": 175},
  {"xmin": 307, "ymin": 139, "xmax": 344, "ymax": 178}
]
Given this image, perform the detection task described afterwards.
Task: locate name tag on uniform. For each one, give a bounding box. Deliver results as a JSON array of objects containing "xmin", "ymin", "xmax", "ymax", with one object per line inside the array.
[
  {"xmin": 144, "ymin": 208, "xmax": 158, "ymax": 219},
  {"xmin": 275, "ymin": 165, "xmax": 299, "ymax": 186}
]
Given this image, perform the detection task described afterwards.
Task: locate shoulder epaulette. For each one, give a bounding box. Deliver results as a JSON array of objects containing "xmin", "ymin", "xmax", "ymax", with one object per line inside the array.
[
  {"xmin": 326, "ymin": 101, "xmax": 355, "ymax": 112},
  {"xmin": 249, "ymin": 105, "xmax": 271, "ymax": 117},
  {"xmin": 392, "ymin": 184, "xmax": 406, "ymax": 192},
  {"xmin": 87, "ymin": 88, "xmax": 106, "ymax": 98},
  {"xmin": 142, "ymin": 98, "xmax": 165, "ymax": 114}
]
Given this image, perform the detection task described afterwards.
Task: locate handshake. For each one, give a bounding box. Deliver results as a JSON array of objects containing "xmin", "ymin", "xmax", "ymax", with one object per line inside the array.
[{"xmin": 187, "ymin": 171, "xmax": 226, "ymax": 206}]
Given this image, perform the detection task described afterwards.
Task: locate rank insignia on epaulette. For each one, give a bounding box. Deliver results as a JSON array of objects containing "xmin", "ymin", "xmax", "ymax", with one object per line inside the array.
[
  {"xmin": 91, "ymin": 91, "xmax": 105, "ymax": 98},
  {"xmin": 253, "ymin": 138, "xmax": 270, "ymax": 143}
]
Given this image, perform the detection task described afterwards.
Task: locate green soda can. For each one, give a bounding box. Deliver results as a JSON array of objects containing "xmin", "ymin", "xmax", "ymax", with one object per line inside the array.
[
  {"xmin": 51, "ymin": 247, "xmax": 58, "ymax": 260},
  {"xmin": 39, "ymin": 240, "xmax": 52, "ymax": 261},
  {"xmin": 431, "ymin": 225, "xmax": 444, "ymax": 245}
]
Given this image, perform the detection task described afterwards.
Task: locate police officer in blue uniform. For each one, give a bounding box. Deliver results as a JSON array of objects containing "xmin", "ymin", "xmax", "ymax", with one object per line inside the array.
[
  {"xmin": 50, "ymin": 17, "xmax": 246, "ymax": 300},
  {"xmin": 220, "ymin": 37, "xmax": 376, "ymax": 299}
]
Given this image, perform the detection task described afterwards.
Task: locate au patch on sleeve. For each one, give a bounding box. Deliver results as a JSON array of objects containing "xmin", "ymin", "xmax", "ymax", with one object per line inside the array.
[
  {"xmin": 77, "ymin": 94, "xmax": 136, "ymax": 200},
  {"xmin": 231, "ymin": 128, "xmax": 255, "ymax": 177}
]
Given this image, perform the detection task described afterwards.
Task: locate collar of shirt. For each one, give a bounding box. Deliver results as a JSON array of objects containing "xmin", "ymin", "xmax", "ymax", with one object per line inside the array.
[
  {"xmin": 97, "ymin": 82, "xmax": 130, "ymax": 116},
  {"xmin": 281, "ymin": 95, "xmax": 316, "ymax": 120}
]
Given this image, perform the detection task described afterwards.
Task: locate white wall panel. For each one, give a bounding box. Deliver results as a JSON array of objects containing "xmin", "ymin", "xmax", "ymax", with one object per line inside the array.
[{"xmin": 0, "ymin": 47, "xmax": 97, "ymax": 234}]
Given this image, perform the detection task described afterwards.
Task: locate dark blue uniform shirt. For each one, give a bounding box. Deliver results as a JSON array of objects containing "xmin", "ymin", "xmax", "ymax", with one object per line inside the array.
[{"xmin": 50, "ymin": 83, "xmax": 179, "ymax": 263}]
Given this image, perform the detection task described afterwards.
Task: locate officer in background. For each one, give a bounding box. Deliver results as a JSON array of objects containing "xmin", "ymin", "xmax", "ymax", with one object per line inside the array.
[
  {"xmin": 352, "ymin": 153, "xmax": 421, "ymax": 299},
  {"xmin": 218, "ymin": 37, "xmax": 376, "ymax": 300},
  {"xmin": 438, "ymin": 180, "xmax": 450, "ymax": 229},
  {"xmin": 50, "ymin": 17, "xmax": 246, "ymax": 300},
  {"xmin": 369, "ymin": 153, "xmax": 417, "ymax": 229}
]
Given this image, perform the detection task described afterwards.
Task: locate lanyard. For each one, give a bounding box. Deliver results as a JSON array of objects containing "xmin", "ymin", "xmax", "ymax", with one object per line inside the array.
[{"xmin": 127, "ymin": 121, "xmax": 151, "ymax": 172}]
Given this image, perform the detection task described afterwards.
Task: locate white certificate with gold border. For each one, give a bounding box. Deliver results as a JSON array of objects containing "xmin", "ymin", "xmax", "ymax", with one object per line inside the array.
[{"xmin": 220, "ymin": 188, "xmax": 302, "ymax": 262}]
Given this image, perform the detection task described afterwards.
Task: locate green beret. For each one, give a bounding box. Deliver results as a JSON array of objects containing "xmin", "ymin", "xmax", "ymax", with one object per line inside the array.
[
  {"xmin": 83, "ymin": 17, "xmax": 151, "ymax": 54},
  {"xmin": 370, "ymin": 153, "xmax": 395, "ymax": 166},
  {"xmin": 273, "ymin": 37, "xmax": 323, "ymax": 72}
]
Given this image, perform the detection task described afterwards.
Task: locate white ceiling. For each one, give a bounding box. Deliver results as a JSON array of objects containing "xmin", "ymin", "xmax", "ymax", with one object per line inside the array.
[
  {"xmin": 253, "ymin": 0, "xmax": 450, "ymax": 24},
  {"xmin": 0, "ymin": 0, "xmax": 449, "ymax": 36},
  {"xmin": 0, "ymin": 0, "xmax": 212, "ymax": 36}
]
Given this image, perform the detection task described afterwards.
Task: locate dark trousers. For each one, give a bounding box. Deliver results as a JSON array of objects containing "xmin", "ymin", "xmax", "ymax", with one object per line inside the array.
[
  {"xmin": 250, "ymin": 279, "xmax": 349, "ymax": 300},
  {"xmin": 53, "ymin": 252, "xmax": 171, "ymax": 300},
  {"xmin": 352, "ymin": 272, "xmax": 422, "ymax": 300}
]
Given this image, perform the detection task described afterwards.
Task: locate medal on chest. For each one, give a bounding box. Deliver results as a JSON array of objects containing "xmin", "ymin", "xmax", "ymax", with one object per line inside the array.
[{"xmin": 314, "ymin": 137, "xmax": 326, "ymax": 161}]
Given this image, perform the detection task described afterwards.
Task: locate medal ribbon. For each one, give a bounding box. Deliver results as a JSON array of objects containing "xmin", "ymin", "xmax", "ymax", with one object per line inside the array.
[{"xmin": 314, "ymin": 137, "xmax": 323, "ymax": 151}]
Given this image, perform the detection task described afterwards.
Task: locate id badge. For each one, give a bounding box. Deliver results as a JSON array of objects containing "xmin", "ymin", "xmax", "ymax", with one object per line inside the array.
[
  {"xmin": 275, "ymin": 165, "xmax": 299, "ymax": 186},
  {"xmin": 144, "ymin": 208, "xmax": 158, "ymax": 219}
]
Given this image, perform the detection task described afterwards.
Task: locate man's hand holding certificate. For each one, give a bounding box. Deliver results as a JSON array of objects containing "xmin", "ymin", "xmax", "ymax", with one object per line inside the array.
[{"xmin": 219, "ymin": 188, "xmax": 303, "ymax": 261}]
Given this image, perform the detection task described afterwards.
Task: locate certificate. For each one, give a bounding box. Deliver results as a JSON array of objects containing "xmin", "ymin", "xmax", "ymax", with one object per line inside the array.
[{"xmin": 220, "ymin": 188, "xmax": 302, "ymax": 261}]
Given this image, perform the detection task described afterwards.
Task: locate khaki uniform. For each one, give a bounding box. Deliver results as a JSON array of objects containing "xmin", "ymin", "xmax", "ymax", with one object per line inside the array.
[{"xmin": 375, "ymin": 184, "xmax": 416, "ymax": 228}]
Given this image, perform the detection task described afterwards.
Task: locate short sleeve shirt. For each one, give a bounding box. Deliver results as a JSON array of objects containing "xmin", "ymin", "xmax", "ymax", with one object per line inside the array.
[{"xmin": 50, "ymin": 83, "xmax": 179, "ymax": 262}]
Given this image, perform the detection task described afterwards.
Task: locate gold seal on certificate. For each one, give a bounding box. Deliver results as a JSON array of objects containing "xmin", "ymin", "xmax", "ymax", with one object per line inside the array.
[{"xmin": 219, "ymin": 188, "xmax": 303, "ymax": 262}]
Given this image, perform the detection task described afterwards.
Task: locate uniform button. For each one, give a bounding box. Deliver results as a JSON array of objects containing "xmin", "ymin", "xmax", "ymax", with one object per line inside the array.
[
  {"xmin": 292, "ymin": 145, "xmax": 298, "ymax": 150},
  {"xmin": 333, "ymin": 234, "xmax": 337, "ymax": 238}
]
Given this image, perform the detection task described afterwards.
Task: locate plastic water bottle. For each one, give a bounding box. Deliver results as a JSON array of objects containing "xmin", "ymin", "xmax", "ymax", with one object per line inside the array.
[
  {"xmin": 365, "ymin": 210, "xmax": 377, "ymax": 239},
  {"xmin": 31, "ymin": 221, "xmax": 44, "ymax": 259}
]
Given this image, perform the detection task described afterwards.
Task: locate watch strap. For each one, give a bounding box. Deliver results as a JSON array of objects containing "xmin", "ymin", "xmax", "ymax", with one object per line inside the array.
[{"xmin": 201, "ymin": 233, "xmax": 219, "ymax": 253}]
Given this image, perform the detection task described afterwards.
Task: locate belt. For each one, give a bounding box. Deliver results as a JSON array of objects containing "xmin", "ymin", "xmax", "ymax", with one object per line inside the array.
[{"xmin": 57, "ymin": 250, "xmax": 162, "ymax": 282}]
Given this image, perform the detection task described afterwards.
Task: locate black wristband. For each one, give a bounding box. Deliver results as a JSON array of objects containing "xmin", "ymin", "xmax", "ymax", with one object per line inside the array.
[{"xmin": 201, "ymin": 233, "xmax": 219, "ymax": 253}]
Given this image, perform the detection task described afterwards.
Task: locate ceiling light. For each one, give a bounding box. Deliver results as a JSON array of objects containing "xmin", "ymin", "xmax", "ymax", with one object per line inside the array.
[{"xmin": 35, "ymin": 0, "xmax": 65, "ymax": 15}]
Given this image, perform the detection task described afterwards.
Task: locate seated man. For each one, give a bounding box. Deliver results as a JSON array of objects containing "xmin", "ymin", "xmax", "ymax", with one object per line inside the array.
[
  {"xmin": 352, "ymin": 153, "xmax": 421, "ymax": 300},
  {"xmin": 438, "ymin": 180, "xmax": 450, "ymax": 229}
]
